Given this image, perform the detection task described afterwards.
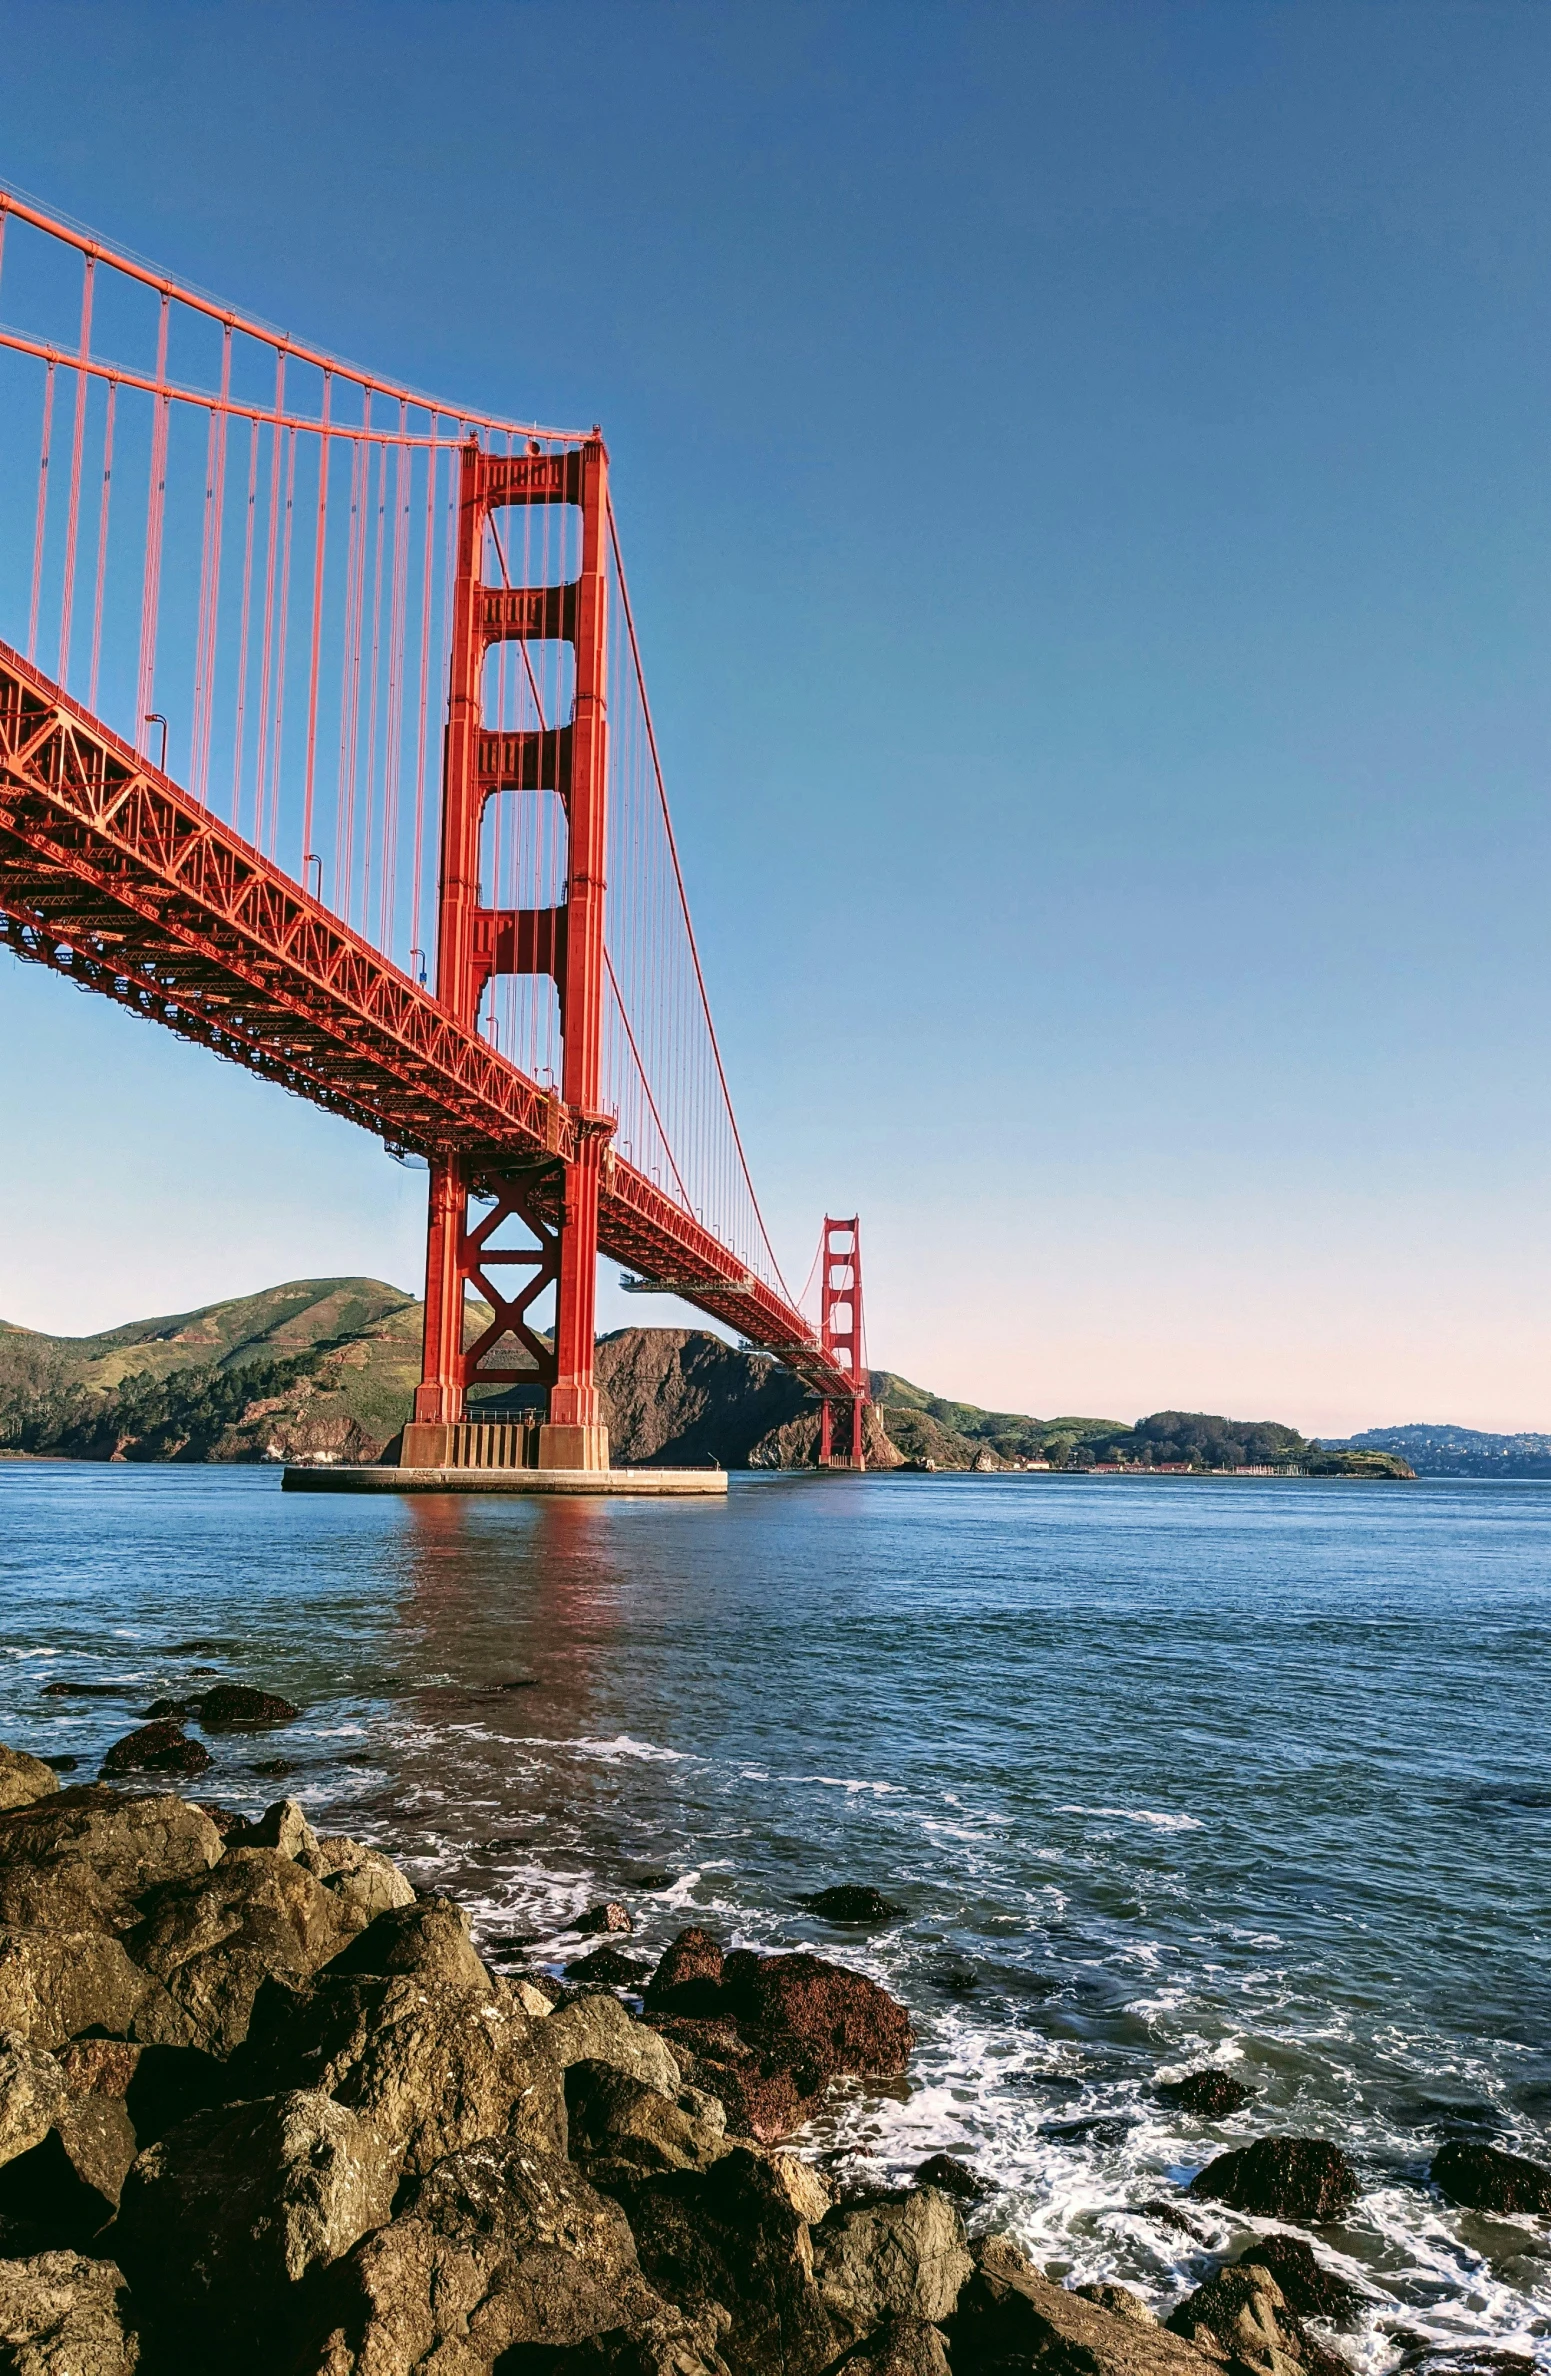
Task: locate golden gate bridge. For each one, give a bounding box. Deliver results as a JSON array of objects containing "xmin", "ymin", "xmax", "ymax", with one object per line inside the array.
[{"xmin": 0, "ymin": 188, "xmax": 867, "ymax": 1481}]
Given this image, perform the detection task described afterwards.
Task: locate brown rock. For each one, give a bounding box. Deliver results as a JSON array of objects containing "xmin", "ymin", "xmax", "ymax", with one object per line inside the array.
[
  {"xmin": 502, "ymin": 2300, "xmax": 735, "ymax": 2374},
  {"xmin": 116, "ymin": 2090, "xmax": 395, "ymax": 2364},
  {"xmin": 0, "ymin": 2093, "xmax": 139, "ymax": 2245},
  {"xmin": 188, "ymin": 1684, "xmax": 299, "ymax": 1726},
  {"xmin": 566, "ymin": 2059, "xmax": 732, "ymax": 2178},
  {"xmin": 0, "ymin": 1926, "xmax": 186, "ymax": 2051},
  {"xmin": 1167, "ymin": 2264, "xmax": 1305, "ymax": 2376},
  {"xmin": 913, "ymin": 2152, "xmax": 989, "ymax": 2201},
  {"xmin": 836, "ymin": 2317, "xmax": 952, "ymax": 2374},
  {"xmin": 1078, "ymin": 2284, "xmax": 1161, "ymax": 2326},
  {"xmin": 1431, "ymin": 2139, "xmax": 1551, "ymax": 2216},
  {"xmin": 55, "ymin": 2038, "xmax": 141, "ymax": 2099},
  {"xmin": 802, "ymin": 1886, "xmax": 906, "ymax": 1925},
  {"xmin": 0, "ymin": 2029, "xmax": 68, "ymax": 2168},
  {"xmin": 323, "ymin": 1895, "xmax": 492, "ymax": 1994},
  {"xmin": 1233, "ymin": 2235, "xmax": 1361, "ymax": 2322},
  {"xmin": 644, "ymin": 1925, "xmax": 725, "ymax": 2012},
  {"xmin": 624, "ymin": 2144, "xmax": 838, "ymax": 2376},
  {"xmin": 950, "ymin": 2234, "xmax": 1218, "ymax": 2376},
  {"xmin": 577, "ymin": 1900, "xmax": 635, "ymax": 1936},
  {"xmin": 567, "ymin": 1946, "xmax": 652, "ymax": 1986},
  {"xmin": 99, "ymin": 1721, "xmax": 212, "ymax": 1779},
  {"xmin": 124, "ymin": 1845, "xmax": 361, "ymax": 2055},
  {"xmin": 0, "ymin": 1746, "xmax": 61, "ymax": 1813},
  {"xmin": 227, "ymin": 1797, "xmax": 318, "ymax": 1856},
  {"xmin": 0, "ymin": 2251, "xmax": 139, "ymax": 2375},
  {"xmin": 541, "ymin": 1987, "xmax": 683, "ymax": 2097},
  {"xmin": 721, "ymin": 1947, "xmax": 914, "ymax": 2081},
  {"xmin": 811, "ymin": 2186, "xmax": 973, "ymax": 2353},
  {"xmin": 1156, "ymin": 2070, "xmax": 1255, "ymax": 2118},
  {"xmin": 647, "ymin": 2013, "xmax": 804, "ymax": 2142},
  {"xmin": 298, "ymin": 1835, "xmax": 417, "ymax": 1928},
  {"xmin": 296, "ymin": 2137, "xmax": 658, "ymax": 2374},
  {"xmin": 0, "ymin": 1787, "xmax": 222, "ymax": 1933},
  {"xmin": 1190, "ymin": 2138, "xmax": 1359, "ymax": 2225}
]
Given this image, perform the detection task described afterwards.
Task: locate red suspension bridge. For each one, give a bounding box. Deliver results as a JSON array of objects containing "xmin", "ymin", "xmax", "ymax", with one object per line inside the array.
[{"xmin": 0, "ymin": 189, "xmax": 868, "ymax": 1475}]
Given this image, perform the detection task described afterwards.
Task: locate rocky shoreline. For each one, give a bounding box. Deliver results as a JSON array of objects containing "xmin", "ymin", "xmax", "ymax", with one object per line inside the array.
[{"xmin": 0, "ymin": 1740, "xmax": 1546, "ymax": 2375}]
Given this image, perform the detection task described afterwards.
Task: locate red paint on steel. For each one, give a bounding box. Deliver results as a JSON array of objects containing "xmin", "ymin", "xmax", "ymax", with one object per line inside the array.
[{"xmin": 817, "ymin": 1216, "xmax": 868, "ymax": 1467}]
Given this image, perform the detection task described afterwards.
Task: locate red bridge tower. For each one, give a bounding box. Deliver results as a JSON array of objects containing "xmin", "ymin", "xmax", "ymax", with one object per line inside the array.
[{"xmin": 818, "ymin": 1214, "xmax": 868, "ymax": 1467}]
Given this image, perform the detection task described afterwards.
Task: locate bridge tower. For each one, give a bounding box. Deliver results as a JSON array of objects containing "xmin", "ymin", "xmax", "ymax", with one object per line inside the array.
[
  {"xmin": 406, "ymin": 436, "xmax": 612, "ymax": 1471},
  {"xmin": 817, "ymin": 1214, "xmax": 868, "ymax": 1468}
]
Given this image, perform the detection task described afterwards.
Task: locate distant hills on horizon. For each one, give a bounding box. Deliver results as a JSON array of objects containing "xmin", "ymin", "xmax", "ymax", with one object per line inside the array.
[{"xmin": 0, "ymin": 1275, "xmax": 1450, "ymax": 1475}]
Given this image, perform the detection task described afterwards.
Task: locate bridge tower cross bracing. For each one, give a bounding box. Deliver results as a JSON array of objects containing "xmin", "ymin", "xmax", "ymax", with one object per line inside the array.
[
  {"xmin": 408, "ymin": 435, "xmax": 612, "ymax": 1471},
  {"xmin": 817, "ymin": 1214, "xmax": 868, "ymax": 1468}
]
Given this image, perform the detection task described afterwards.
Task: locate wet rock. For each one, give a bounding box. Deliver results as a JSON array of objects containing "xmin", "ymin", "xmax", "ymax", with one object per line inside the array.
[
  {"xmin": 0, "ymin": 2092, "xmax": 139, "ymax": 2245},
  {"xmin": 1139, "ymin": 2198, "xmax": 1210, "ymax": 2238},
  {"xmin": 1431, "ymin": 2139, "xmax": 1551, "ymax": 2216},
  {"xmin": 949, "ymin": 2234, "xmax": 1217, "ymax": 2376},
  {"xmin": 913, "ymin": 2152, "xmax": 989, "ymax": 2201},
  {"xmin": 40, "ymin": 1756, "xmax": 78, "ymax": 1773},
  {"xmin": 1157, "ymin": 2070, "xmax": 1255, "ymax": 2118},
  {"xmin": 1233, "ymin": 2234, "xmax": 1361, "ymax": 2323},
  {"xmin": 0, "ymin": 1745, "xmax": 61, "ymax": 1813},
  {"xmin": 836, "ymin": 2317, "xmax": 953, "ymax": 2374},
  {"xmin": 124, "ymin": 1845, "xmax": 362, "ymax": 2055},
  {"xmin": 566, "ymin": 2059, "xmax": 732, "ymax": 2178},
  {"xmin": 38, "ymin": 1682, "xmax": 126, "ymax": 1698},
  {"xmin": 0, "ymin": 1926, "xmax": 186, "ymax": 2050},
  {"xmin": 187, "ymin": 1684, "xmax": 299, "ymax": 1727},
  {"xmin": 624, "ymin": 2143, "xmax": 839, "ymax": 2376},
  {"xmin": 324, "ymin": 1894, "xmax": 492, "ymax": 1994},
  {"xmin": 1190, "ymin": 2137, "xmax": 1359, "ymax": 2224},
  {"xmin": 568, "ymin": 1946, "xmax": 652, "ymax": 1985},
  {"xmin": 0, "ymin": 2250, "xmax": 140, "ymax": 2375},
  {"xmin": 0, "ymin": 2029, "xmax": 68, "ymax": 2168},
  {"xmin": 645, "ymin": 1925, "xmax": 725, "ymax": 2013},
  {"xmin": 648, "ymin": 2014, "xmax": 804, "ymax": 2142},
  {"xmin": 1079, "ymin": 2283, "xmax": 1161, "ymax": 2326},
  {"xmin": 298, "ymin": 1834, "xmax": 417, "ymax": 1928},
  {"xmin": 99, "ymin": 1720, "xmax": 212, "ymax": 1779},
  {"xmin": 802, "ymin": 1885, "xmax": 906, "ymax": 1924},
  {"xmin": 295, "ymin": 2138, "xmax": 659, "ymax": 2375},
  {"xmin": 114, "ymin": 2088, "xmax": 396, "ymax": 2365},
  {"xmin": 139, "ymin": 1697, "xmax": 189, "ymax": 1720},
  {"xmin": 227, "ymin": 1796, "xmax": 318, "ymax": 1856},
  {"xmin": 197, "ymin": 1803, "xmax": 242, "ymax": 1838},
  {"xmin": 811, "ymin": 2185, "xmax": 973, "ymax": 2354},
  {"xmin": 542, "ymin": 1987, "xmax": 683, "ymax": 2098},
  {"xmin": 720, "ymin": 1947, "xmax": 914, "ymax": 2081},
  {"xmin": 0, "ymin": 1788, "xmax": 222, "ymax": 1937},
  {"xmin": 251, "ymin": 1757, "xmax": 297, "ymax": 1778},
  {"xmin": 577, "ymin": 1900, "xmax": 635, "ymax": 1936},
  {"xmin": 1041, "ymin": 2114, "xmax": 1137, "ymax": 2148}
]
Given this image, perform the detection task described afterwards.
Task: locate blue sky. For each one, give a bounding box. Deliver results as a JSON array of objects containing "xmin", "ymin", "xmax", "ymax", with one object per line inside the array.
[{"xmin": 2, "ymin": 1, "xmax": 1549, "ymax": 1432}]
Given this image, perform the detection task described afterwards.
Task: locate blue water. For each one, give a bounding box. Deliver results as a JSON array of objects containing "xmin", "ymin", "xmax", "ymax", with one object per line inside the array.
[{"xmin": 1, "ymin": 1463, "xmax": 1548, "ymax": 2367}]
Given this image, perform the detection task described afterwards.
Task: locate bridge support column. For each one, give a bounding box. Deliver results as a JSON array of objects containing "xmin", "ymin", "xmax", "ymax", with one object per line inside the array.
[{"xmin": 539, "ymin": 1130, "xmax": 608, "ymax": 1471}]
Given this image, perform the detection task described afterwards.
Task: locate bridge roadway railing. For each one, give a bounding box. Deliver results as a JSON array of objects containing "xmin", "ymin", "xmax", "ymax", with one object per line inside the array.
[{"xmin": 0, "ymin": 637, "xmax": 850, "ymax": 1401}]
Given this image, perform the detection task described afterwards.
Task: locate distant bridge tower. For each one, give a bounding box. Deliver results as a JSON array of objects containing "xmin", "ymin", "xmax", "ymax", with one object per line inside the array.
[{"xmin": 817, "ymin": 1214, "xmax": 867, "ymax": 1468}]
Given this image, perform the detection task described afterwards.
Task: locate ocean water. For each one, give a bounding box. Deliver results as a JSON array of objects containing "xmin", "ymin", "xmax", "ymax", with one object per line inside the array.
[{"xmin": 1, "ymin": 1462, "xmax": 1547, "ymax": 2368}]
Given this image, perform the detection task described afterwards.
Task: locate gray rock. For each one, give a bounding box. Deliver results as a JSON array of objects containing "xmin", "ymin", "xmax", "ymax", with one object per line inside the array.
[
  {"xmin": 298, "ymin": 1837, "xmax": 417, "ymax": 1928},
  {"xmin": 0, "ymin": 2250, "xmax": 139, "ymax": 2375},
  {"xmin": 296, "ymin": 2137, "xmax": 658, "ymax": 2374},
  {"xmin": 624, "ymin": 2143, "xmax": 838, "ymax": 2376},
  {"xmin": 114, "ymin": 2088, "xmax": 396, "ymax": 2359},
  {"xmin": 542, "ymin": 1987, "xmax": 682, "ymax": 2096},
  {"xmin": 0, "ymin": 1747, "xmax": 61, "ymax": 1814},
  {"xmin": 950, "ymin": 2234, "xmax": 1219, "ymax": 2376},
  {"xmin": 323, "ymin": 1895, "xmax": 492, "ymax": 1994},
  {"xmin": 0, "ymin": 2029, "xmax": 68, "ymax": 2168},
  {"xmin": 228, "ymin": 1797, "xmax": 318, "ymax": 1857},
  {"xmin": 812, "ymin": 2187, "xmax": 973, "ymax": 2354},
  {"xmin": 0, "ymin": 1926, "xmax": 188, "ymax": 2051},
  {"xmin": 0, "ymin": 1787, "xmax": 221, "ymax": 1933},
  {"xmin": 124, "ymin": 1845, "xmax": 362, "ymax": 2054},
  {"xmin": 837, "ymin": 2318, "xmax": 953, "ymax": 2375},
  {"xmin": 566, "ymin": 2059, "xmax": 732, "ymax": 2177}
]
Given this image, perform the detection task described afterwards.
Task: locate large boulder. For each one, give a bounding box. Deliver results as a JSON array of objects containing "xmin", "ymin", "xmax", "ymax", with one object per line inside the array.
[
  {"xmin": 949, "ymin": 2235, "xmax": 1217, "ymax": 2376},
  {"xmin": 0, "ymin": 2029, "xmax": 68, "ymax": 2168},
  {"xmin": 298, "ymin": 1837, "xmax": 417, "ymax": 1930},
  {"xmin": 0, "ymin": 1746, "xmax": 60, "ymax": 1814},
  {"xmin": 623, "ymin": 2143, "xmax": 839, "ymax": 2376},
  {"xmin": 1230, "ymin": 2236, "xmax": 1360, "ymax": 2323},
  {"xmin": 811, "ymin": 2188, "xmax": 972, "ymax": 2356},
  {"xmin": 566, "ymin": 2060, "xmax": 732, "ymax": 2179},
  {"xmin": 1189, "ymin": 2138, "xmax": 1359, "ymax": 2225},
  {"xmin": 295, "ymin": 2138, "xmax": 659, "ymax": 2374},
  {"xmin": 1431, "ymin": 2139, "xmax": 1551, "ymax": 2216},
  {"xmin": 99, "ymin": 1722, "xmax": 210, "ymax": 1779},
  {"xmin": 323, "ymin": 1895, "xmax": 492, "ymax": 1994},
  {"xmin": 647, "ymin": 2015, "xmax": 804, "ymax": 2143},
  {"xmin": 542, "ymin": 1988, "xmax": 683, "ymax": 2097},
  {"xmin": 0, "ymin": 2092, "xmax": 140, "ymax": 2248},
  {"xmin": 0, "ymin": 2250, "xmax": 139, "ymax": 2375},
  {"xmin": 644, "ymin": 1926, "xmax": 725, "ymax": 2014},
  {"xmin": 0, "ymin": 1927, "xmax": 188, "ymax": 2051},
  {"xmin": 0, "ymin": 1788, "xmax": 221, "ymax": 1934},
  {"xmin": 720, "ymin": 1949, "xmax": 913, "ymax": 2083},
  {"xmin": 113, "ymin": 2088, "xmax": 396, "ymax": 2364},
  {"xmin": 1167, "ymin": 2264, "xmax": 1306, "ymax": 2376},
  {"xmin": 840, "ymin": 2319, "xmax": 953, "ymax": 2375},
  {"xmin": 1156, "ymin": 2071, "xmax": 1254, "ymax": 2118},
  {"xmin": 123, "ymin": 1846, "xmax": 363, "ymax": 2054}
]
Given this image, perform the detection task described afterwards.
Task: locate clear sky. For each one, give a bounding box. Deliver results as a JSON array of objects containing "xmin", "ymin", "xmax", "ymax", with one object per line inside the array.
[{"xmin": 2, "ymin": 1, "xmax": 1549, "ymax": 1436}]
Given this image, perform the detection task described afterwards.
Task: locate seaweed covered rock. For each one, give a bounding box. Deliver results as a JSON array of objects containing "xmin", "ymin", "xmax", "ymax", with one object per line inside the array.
[
  {"xmin": 0, "ymin": 2250, "xmax": 140, "ymax": 2376},
  {"xmin": 1156, "ymin": 2070, "xmax": 1255, "ymax": 2118},
  {"xmin": 1430, "ymin": 2139, "xmax": 1551, "ymax": 2216},
  {"xmin": 0, "ymin": 1745, "xmax": 61, "ymax": 1814},
  {"xmin": 644, "ymin": 1926, "xmax": 726, "ymax": 2014},
  {"xmin": 1190, "ymin": 2137, "xmax": 1359, "ymax": 2224},
  {"xmin": 801, "ymin": 1886, "xmax": 905, "ymax": 1925},
  {"xmin": 0, "ymin": 1788, "xmax": 221, "ymax": 1934},
  {"xmin": 1232, "ymin": 2235, "xmax": 1361, "ymax": 2323},
  {"xmin": 99, "ymin": 1721, "xmax": 211, "ymax": 1780},
  {"xmin": 186, "ymin": 1684, "xmax": 299, "ymax": 1727}
]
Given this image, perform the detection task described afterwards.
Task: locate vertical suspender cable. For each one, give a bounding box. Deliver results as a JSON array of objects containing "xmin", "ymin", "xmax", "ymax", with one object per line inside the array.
[
  {"xmin": 27, "ymin": 360, "xmax": 55, "ymax": 665},
  {"xmin": 231, "ymin": 415, "xmax": 260, "ymax": 824},
  {"xmin": 87, "ymin": 380, "xmax": 116, "ymax": 716},
  {"xmin": 56, "ymin": 256, "xmax": 95, "ymax": 687},
  {"xmin": 135, "ymin": 294, "xmax": 171, "ymax": 760},
  {"xmin": 253, "ymin": 359, "xmax": 285, "ymax": 849},
  {"xmin": 301, "ymin": 371, "xmax": 333, "ymax": 883}
]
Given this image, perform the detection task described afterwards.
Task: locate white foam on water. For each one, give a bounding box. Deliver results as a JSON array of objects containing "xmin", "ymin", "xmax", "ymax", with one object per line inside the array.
[
  {"xmin": 567, "ymin": 1734, "xmax": 690, "ymax": 1763},
  {"xmin": 1058, "ymin": 1806, "xmax": 1206, "ymax": 1832}
]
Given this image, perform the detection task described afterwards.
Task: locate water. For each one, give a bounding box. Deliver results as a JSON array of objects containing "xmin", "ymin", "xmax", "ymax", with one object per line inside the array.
[{"xmin": 1, "ymin": 1463, "xmax": 1548, "ymax": 2368}]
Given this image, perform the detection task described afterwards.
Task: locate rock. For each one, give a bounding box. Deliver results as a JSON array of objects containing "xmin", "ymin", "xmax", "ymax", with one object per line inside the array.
[
  {"xmin": 99, "ymin": 1721, "xmax": 212, "ymax": 1779},
  {"xmin": 949, "ymin": 2235, "xmax": 1217, "ymax": 2376},
  {"xmin": 1190, "ymin": 2137, "xmax": 1359, "ymax": 2224},
  {"xmin": 811, "ymin": 2186, "xmax": 973, "ymax": 2354},
  {"xmin": 624, "ymin": 2144, "xmax": 838, "ymax": 2376},
  {"xmin": 227, "ymin": 1797, "xmax": 318, "ymax": 1856},
  {"xmin": 802, "ymin": 1886, "xmax": 906, "ymax": 1925},
  {"xmin": 324, "ymin": 1895, "xmax": 492, "ymax": 1994},
  {"xmin": 0, "ymin": 1926, "xmax": 187, "ymax": 2050},
  {"xmin": 835, "ymin": 2317, "xmax": 952, "ymax": 2374},
  {"xmin": 767, "ymin": 2152, "xmax": 835, "ymax": 2226},
  {"xmin": 542, "ymin": 1987, "xmax": 683, "ymax": 2098},
  {"xmin": 1140, "ymin": 2198, "xmax": 1209, "ymax": 2238},
  {"xmin": 55, "ymin": 2039, "xmax": 140, "ymax": 2099},
  {"xmin": 1079, "ymin": 2283, "xmax": 1161, "ymax": 2326},
  {"xmin": 568, "ymin": 1946, "xmax": 652, "ymax": 1986},
  {"xmin": 298, "ymin": 1835, "xmax": 417, "ymax": 1928},
  {"xmin": 0, "ymin": 1788, "xmax": 222, "ymax": 1933},
  {"xmin": 114, "ymin": 2088, "xmax": 396, "ymax": 2363},
  {"xmin": 514, "ymin": 1977, "xmax": 559, "ymax": 2017},
  {"xmin": 648, "ymin": 2015, "xmax": 804, "ymax": 2143},
  {"xmin": 187, "ymin": 1684, "xmax": 299, "ymax": 1727},
  {"xmin": 296, "ymin": 2137, "xmax": 659, "ymax": 2374},
  {"xmin": 503, "ymin": 2300, "xmax": 735, "ymax": 2374},
  {"xmin": 0, "ymin": 2250, "xmax": 140, "ymax": 2375},
  {"xmin": 645, "ymin": 1926, "xmax": 725, "ymax": 2012},
  {"xmin": 720, "ymin": 1947, "xmax": 914, "ymax": 2082},
  {"xmin": 124, "ymin": 1845, "xmax": 362, "ymax": 2055},
  {"xmin": 1167, "ymin": 2264, "xmax": 1306, "ymax": 2376},
  {"xmin": 39, "ymin": 1757, "xmax": 78, "ymax": 1774},
  {"xmin": 566, "ymin": 2060, "xmax": 732, "ymax": 2178},
  {"xmin": 0, "ymin": 2092, "xmax": 139, "ymax": 2245},
  {"xmin": 0, "ymin": 1746, "xmax": 61, "ymax": 1813},
  {"xmin": 245, "ymin": 1971, "xmax": 565, "ymax": 2173},
  {"xmin": 913, "ymin": 2152, "xmax": 989, "ymax": 2201},
  {"xmin": 0, "ymin": 2029, "xmax": 68, "ymax": 2168},
  {"xmin": 577, "ymin": 1900, "xmax": 634, "ymax": 1936},
  {"xmin": 1157, "ymin": 2070, "xmax": 1255, "ymax": 2118},
  {"xmin": 1431, "ymin": 2139, "xmax": 1551, "ymax": 2216},
  {"xmin": 38, "ymin": 1683, "xmax": 125, "ymax": 1698},
  {"xmin": 1233, "ymin": 2235, "xmax": 1361, "ymax": 2322}
]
